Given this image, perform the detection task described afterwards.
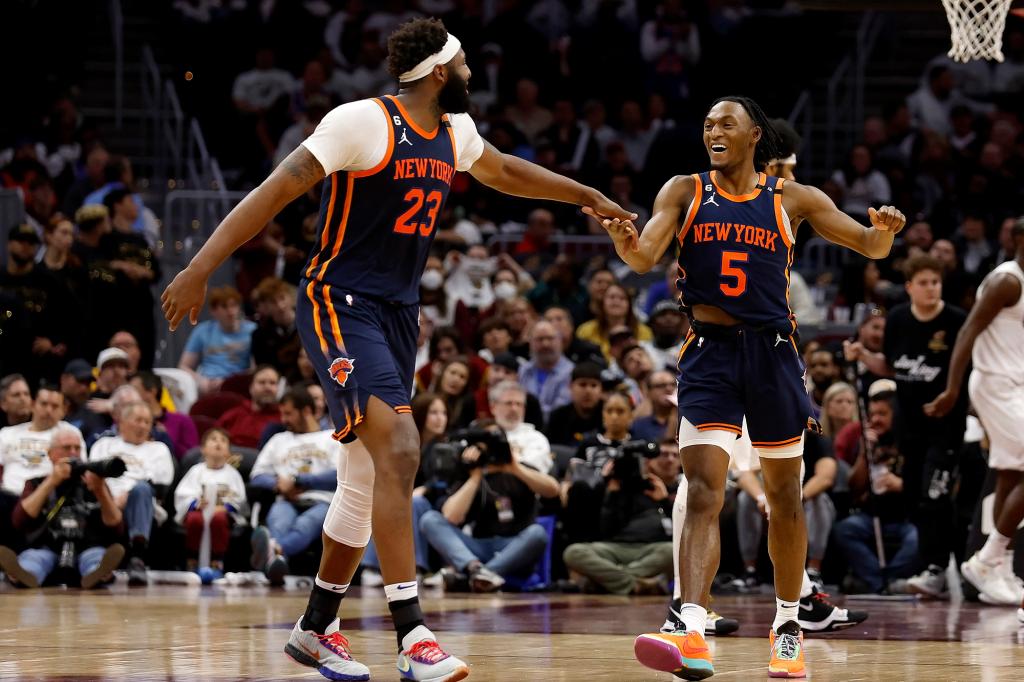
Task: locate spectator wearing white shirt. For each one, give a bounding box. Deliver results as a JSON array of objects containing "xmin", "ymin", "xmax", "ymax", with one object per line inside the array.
[
  {"xmin": 490, "ymin": 381, "xmax": 553, "ymax": 475},
  {"xmin": 1, "ymin": 385, "xmax": 86, "ymax": 498},
  {"xmin": 173, "ymin": 428, "xmax": 248, "ymax": 572},
  {"xmin": 232, "ymin": 47, "xmax": 296, "ymax": 114},
  {"xmin": 89, "ymin": 402, "xmax": 175, "ymax": 584},
  {"xmin": 248, "ymin": 388, "xmax": 339, "ymax": 584},
  {"xmin": 830, "ymin": 144, "xmax": 892, "ymax": 221}
]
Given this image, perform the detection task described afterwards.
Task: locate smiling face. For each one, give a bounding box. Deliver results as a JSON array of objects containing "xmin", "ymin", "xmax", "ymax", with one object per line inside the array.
[{"xmin": 704, "ymin": 100, "xmax": 760, "ymax": 172}]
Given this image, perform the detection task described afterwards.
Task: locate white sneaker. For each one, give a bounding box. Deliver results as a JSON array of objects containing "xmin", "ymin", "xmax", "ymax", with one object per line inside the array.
[
  {"xmin": 905, "ymin": 565, "xmax": 949, "ymax": 599},
  {"xmin": 962, "ymin": 554, "xmax": 1020, "ymax": 605},
  {"xmin": 361, "ymin": 568, "xmax": 384, "ymax": 587},
  {"xmin": 999, "ymin": 562, "xmax": 1024, "ymax": 603},
  {"xmin": 397, "ymin": 638, "xmax": 470, "ymax": 682},
  {"xmin": 284, "ymin": 617, "xmax": 371, "ymax": 681},
  {"xmin": 1018, "ymin": 607, "xmax": 1024, "ymax": 625}
]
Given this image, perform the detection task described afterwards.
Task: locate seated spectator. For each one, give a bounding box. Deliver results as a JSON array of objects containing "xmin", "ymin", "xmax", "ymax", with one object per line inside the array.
[
  {"xmin": 251, "ymin": 277, "xmax": 301, "ymax": 382},
  {"xmin": 953, "ymin": 212, "xmax": 995, "ymax": 275},
  {"xmin": 734, "ymin": 430, "xmax": 837, "ymax": 588},
  {"xmin": 1, "ymin": 383, "xmax": 87, "ymax": 498},
  {"xmin": 0, "ymin": 427, "xmax": 124, "ymax": 588},
  {"xmin": 86, "ymin": 384, "xmax": 175, "ymax": 454},
  {"xmin": 807, "ymin": 348, "xmax": 841, "ymax": 414},
  {"xmin": 248, "ymin": 387, "xmax": 337, "ymax": 584},
  {"xmin": 576, "ymin": 283, "xmax": 653, "ymax": 362},
  {"xmin": 545, "ymin": 362, "xmax": 605, "ymax": 447},
  {"xmin": 518, "ymin": 319, "xmax": 574, "ymax": 421},
  {"xmin": 0, "ymin": 374, "xmax": 32, "ymax": 429},
  {"xmin": 834, "ymin": 379, "xmax": 896, "ymax": 466},
  {"xmin": 173, "ymin": 428, "xmax": 248, "ymax": 573},
  {"xmin": 476, "ymin": 317, "xmax": 514, "ymax": 365},
  {"xmin": 84, "ymin": 348, "xmax": 132, "ymax": 436},
  {"xmin": 833, "ymin": 391, "xmax": 918, "ymax": 594},
  {"xmin": 819, "ymin": 382, "xmax": 859, "ymax": 442},
  {"xmin": 130, "ymin": 371, "xmax": 198, "ymax": 460},
  {"xmin": 562, "ymin": 437, "xmax": 678, "ymax": 595},
  {"xmin": 179, "ymin": 286, "xmax": 258, "ymax": 395},
  {"xmin": 499, "ymin": 296, "xmax": 536, "ymax": 358},
  {"xmin": 647, "ymin": 300, "xmax": 688, "ymax": 370},
  {"xmin": 618, "ymin": 344, "xmax": 655, "ymax": 407},
  {"xmin": 830, "ymin": 144, "xmax": 891, "ymax": 221},
  {"xmin": 109, "ymin": 330, "xmax": 145, "ymax": 373},
  {"xmin": 473, "ymin": 353, "xmax": 544, "ymax": 427},
  {"xmin": 631, "ymin": 370, "xmax": 678, "ymax": 443},
  {"xmin": 490, "ymin": 380, "xmax": 553, "ymax": 474},
  {"xmin": 60, "ymin": 359, "xmax": 101, "ymax": 434},
  {"xmin": 90, "ymin": 402, "xmax": 176, "ymax": 585},
  {"xmin": 842, "ymin": 309, "xmax": 888, "ymax": 404},
  {"xmin": 215, "ymin": 365, "xmax": 282, "ymax": 449},
  {"xmin": 419, "ymin": 421, "xmax": 559, "ymax": 592},
  {"xmin": 542, "ymin": 306, "xmax": 604, "ymax": 366},
  {"xmin": 430, "ymin": 357, "xmax": 477, "ymax": 431},
  {"xmin": 414, "ymin": 326, "xmax": 487, "ymax": 395}
]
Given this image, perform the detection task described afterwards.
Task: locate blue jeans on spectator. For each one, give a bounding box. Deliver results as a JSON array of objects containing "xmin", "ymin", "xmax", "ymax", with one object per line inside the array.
[
  {"xmin": 126, "ymin": 481, "xmax": 154, "ymax": 541},
  {"xmin": 833, "ymin": 512, "xmax": 919, "ymax": 593},
  {"xmin": 17, "ymin": 546, "xmax": 109, "ymax": 586},
  {"xmin": 266, "ymin": 499, "xmax": 330, "ymax": 557},
  {"xmin": 419, "ymin": 509, "xmax": 548, "ymax": 578},
  {"xmin": 362, "ymin": 494, "xmax": 432, "ymax": 571}
]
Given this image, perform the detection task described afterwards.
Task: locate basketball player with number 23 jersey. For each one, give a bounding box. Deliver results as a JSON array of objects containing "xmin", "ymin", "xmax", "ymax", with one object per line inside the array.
[
  {"xmin": 599, "ymin": 96, "xmax": 905, "ymax": 680},
  {"xmin": 161, "ymin": 18, "xmax": 634, "ymax": 682}
]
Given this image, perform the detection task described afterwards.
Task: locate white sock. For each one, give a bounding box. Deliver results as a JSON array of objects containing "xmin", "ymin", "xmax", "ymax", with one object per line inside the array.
[
  {"xmin": 401, "ymin": 624, "xmax": 435, "ymax": 651},
  {"xmin": 384, "ymin": 581, "xmax": 419, "ymax": 603},
  {"xmin": 800, "ymin": 571, "xmax": 813, "ymax": 599},
  {"xmin": 315, "ymin": 575, "xmax": 349, "ymax": 593},
  {"xmin": 679, "ymin": 603, "xmax": 707, "ymax": 635},
  {"xmin": 773, "ymin": 597, "xmax": 800, "ymax": 632},
  {"xmin": 978, "ymin": 530, "xmax": 1012, "ymax": 565}
]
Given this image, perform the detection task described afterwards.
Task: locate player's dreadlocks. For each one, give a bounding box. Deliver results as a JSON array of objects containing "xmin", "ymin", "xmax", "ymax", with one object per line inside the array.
[
  {"xmin": 711, "ymin": 96, "xmax": 785, "ymax": 171},
  {"xmin": 387, "ymin": 18, "xmax": 449, "ymax": 82}
]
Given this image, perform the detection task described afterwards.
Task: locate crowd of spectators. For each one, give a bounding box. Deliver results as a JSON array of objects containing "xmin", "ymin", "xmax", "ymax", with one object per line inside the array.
[{"xmin": 1, "ymin": 1, "xmax": 1023, "ymax": 596}]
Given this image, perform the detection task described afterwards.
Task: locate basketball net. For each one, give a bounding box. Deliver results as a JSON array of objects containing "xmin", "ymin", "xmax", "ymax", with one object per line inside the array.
[{"xmin": 941, "ymin": 0, "xmax": 1014, "ymax": 62}]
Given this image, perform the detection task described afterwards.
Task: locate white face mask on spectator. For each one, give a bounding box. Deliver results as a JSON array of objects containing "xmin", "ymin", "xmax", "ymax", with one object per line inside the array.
[
  {"xmin": 421, "ymin": 269, "xmax": 444, "ymax": 291},
  {"xmin": 463, "ymin": 256, "xmax": 497, "ymax": 282},
  {"xmin": 493, "ymin": 281, "xmax": 518, "ymax": 301}
]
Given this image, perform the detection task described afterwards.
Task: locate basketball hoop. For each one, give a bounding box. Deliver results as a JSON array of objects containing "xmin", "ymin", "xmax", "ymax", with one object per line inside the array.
[{"xmin": 941, "ymin": 0, "xmax": 1014, "ymax": 62}]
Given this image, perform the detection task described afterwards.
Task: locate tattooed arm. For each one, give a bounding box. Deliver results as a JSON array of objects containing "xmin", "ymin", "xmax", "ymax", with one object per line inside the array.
[{"xmin": 161, "ymin": 146, "xmax": 326, "ymax": 329}]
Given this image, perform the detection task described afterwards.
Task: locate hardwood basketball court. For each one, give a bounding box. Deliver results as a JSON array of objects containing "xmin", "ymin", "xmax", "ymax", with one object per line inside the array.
[{"xmin": 2, "ymin": 585, "xmax": 1022, "ymax": 680}]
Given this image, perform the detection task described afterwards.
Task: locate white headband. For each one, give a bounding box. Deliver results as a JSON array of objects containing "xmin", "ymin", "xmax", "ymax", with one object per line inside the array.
[
  {"xmin": 399, "ymin": 34, "xmax": 462, "ymax": 83},
  {"xmin": 771, "ymin": 154, "xmax": 797, "ymax": 166}
]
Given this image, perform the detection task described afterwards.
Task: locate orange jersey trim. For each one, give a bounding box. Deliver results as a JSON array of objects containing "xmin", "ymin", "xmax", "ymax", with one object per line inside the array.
[
  {"xmin": 752, "ymin": 436, "xmax": 803, "ymax": 448},
  {"xmin": 677, "ymin": 174, "xmax": 702, "ymax": 245},
  {"xmin": 443, "ymin": 114, "xmax": 458, "ymax": 170},
  {"xmin": 677, "ymin": 330, "xmax": 696, "ymax": 363},
  {"xmin": 312, "ymin": 174, "xmax": 356, "ymax": 281},
  {"xmin": 697, "ymin": 422, "xmax": 742, "ymax": 434},
  {"xmin": 322, "ymin": 284, "xmax": 346, "ymax": 353},
  {"xmin": 710, "ymin": 171, "xmax": 765, "ymax": 202},
  {"xmin": 306, "ymin": 280, "xmax": 329, "ymax": 355},
  {"xmin": 306, "ymin": 172, "xmax": 339, "ymax": 279},
  {"xmin": 352, "ymin": 98, "xmax": 395, "ymax": 178},
  {"xmin": 387, "ymin": 95, "xmax": 441, "ymax": 140},
  {"xmin": 773, "ymin": 178, "xmax": 792, "ymax": 249}
]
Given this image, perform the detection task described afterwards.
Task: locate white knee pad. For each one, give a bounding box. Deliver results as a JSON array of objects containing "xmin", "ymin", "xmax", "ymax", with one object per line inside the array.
[{"xmin": 323, "ymin": 437, "xmax": 376, "ymax": 547}]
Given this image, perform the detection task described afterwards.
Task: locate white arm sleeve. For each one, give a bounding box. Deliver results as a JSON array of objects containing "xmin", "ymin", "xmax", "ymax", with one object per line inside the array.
[
  {"xmin": 300, "ymin": 99, "xmax": 391, "ymax": 175},
  {"xmin": 448, "ymin": 113, "xmax": 485, "ymax": 172}
]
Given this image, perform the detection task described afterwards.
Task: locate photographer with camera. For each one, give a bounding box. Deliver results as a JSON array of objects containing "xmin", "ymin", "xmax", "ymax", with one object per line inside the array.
[
  {"xmin": 0, "ymin": 427, "xmax": 125, "ymax": 588},
  {"xmin": 419, "ymin": 382, "xmax": 559, "ymax": 593}
]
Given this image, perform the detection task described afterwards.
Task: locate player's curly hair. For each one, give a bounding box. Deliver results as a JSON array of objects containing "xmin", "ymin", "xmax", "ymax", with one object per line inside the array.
[
  {"xmin": 768, "ymin": 118, "xmax": 801, "ymax": 159},
  {"xmin": 711, "ymin": 96, "xmax": 785, "ymax": 171},
  {"xmin": 387, "ymin": 18, "xmax": 449, "ymax": 82}
]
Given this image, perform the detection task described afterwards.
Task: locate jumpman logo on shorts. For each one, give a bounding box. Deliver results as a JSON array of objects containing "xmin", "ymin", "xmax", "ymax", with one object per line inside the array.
[{"xmin": 398, "ymin": 128, "xmax": 413, "ymax": 146}]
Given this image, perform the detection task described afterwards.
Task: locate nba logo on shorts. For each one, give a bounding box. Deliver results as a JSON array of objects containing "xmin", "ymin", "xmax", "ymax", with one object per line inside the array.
[{"xmin": 329, "ymin": 357, "xmax": 356, "ymax": 387}]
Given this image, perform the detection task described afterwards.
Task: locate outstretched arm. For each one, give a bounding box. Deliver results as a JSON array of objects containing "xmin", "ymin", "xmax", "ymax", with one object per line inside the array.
[
  {"xmin": 161, "ymin": 146, "xmax": 326, "ymax": 330},
  {"xmin": 924, "ymin": 273, "xmax": 1022, "ymax": 417},
  {"xmin": 785, "ymin": 182, "xmax": 905, "ymax": 259},
  {"xmin": 599, "ymin": 175, "xmax": 694, "ymax": 274},
  {"xmin": 468, "ymin": 140, "xmax": 636, "ymax": 221}
]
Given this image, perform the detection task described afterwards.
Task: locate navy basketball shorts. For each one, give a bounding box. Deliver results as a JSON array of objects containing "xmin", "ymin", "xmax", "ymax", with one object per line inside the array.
[
  {"xmin": 675, "ymin": 323, "xmax": 814, "ymax": 458},
  {"xmin": 296, "ymin": 281, "xmax": 418, "ymax": 443}
]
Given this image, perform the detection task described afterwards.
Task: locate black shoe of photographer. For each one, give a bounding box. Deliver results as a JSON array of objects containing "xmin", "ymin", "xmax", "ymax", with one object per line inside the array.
[
  {"xmin": 441, "ymin": 567, "xmax": 469, "ymax": 592},
  {"xmin": 128, "ymin": 556, "xmax": 149, "ymax": 586},
  {"xmin": 0, "ymin": 546, "xmax": 39, "ymax": 588},
  {"xmin": 469, "ymin": 565, "xmax": 505, "ymax": 593},
  {"xmin": 81, "ymin": 544, "xmax": 126, "ymax": 589}
]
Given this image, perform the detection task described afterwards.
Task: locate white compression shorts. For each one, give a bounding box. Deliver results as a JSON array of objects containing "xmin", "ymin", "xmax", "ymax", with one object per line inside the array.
[
  {"xmin": 678, "ymin": 416, "xmax": 805, "ymax": 461},
  {"xmin": 322, "ymin": 437, "xmax": 376, "ymax": 547}
]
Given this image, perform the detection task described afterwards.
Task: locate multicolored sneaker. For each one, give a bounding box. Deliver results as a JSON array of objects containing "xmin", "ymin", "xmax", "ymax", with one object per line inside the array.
[
  {"xmin": 634, "ymin": 630, "xmax": 714, "ymax": 680},
  {"xmin": 963, "ymin": 554, "xmax": 1020, "ymax": 605},
  {"xmin": 397, "ymin": 638, "xmax": 470, "ymax": 682},
  {"xmin": 284, "ymin": 617, "xmax": 371, "ymax": 681},
  {"xmin": 661, "ymin": 598, "xmax": 740, "ymax": 636},
  {"xmin": 768, "ymin": 622, "xmax": 805, "ymax": 678},
  {"xmin": 798, "ymin": 589, "xmax": 868, "ymax": 632}
]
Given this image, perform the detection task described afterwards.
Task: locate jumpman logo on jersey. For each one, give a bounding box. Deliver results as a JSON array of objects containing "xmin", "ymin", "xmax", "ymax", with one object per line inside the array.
[
  {"xmin": 703, "ymin": 191, "xmax": 720, "ymax": 208},
  {"xmin": 398, "ymin": 128, "xmax": 413, "ymax": 146}
]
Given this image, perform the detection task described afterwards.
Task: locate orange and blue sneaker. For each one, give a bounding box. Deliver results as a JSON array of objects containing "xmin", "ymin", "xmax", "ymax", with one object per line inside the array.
[
  {"xmin": 768, "ymin": 621, "xmax": 806, "ymax": 678},
  {"xmin": 634, "ymin": 629, "xmax": 714, "ymax": 680}
]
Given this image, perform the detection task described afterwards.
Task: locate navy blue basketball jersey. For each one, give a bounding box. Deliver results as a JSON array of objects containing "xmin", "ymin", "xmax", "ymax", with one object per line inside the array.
[
  {"xmin": 676, "ymin": 171, "xmax": 796, "ymax": 335},
  {"xmin": 303, "ymin": 95, "xmax": 457, "ymax": 305}
]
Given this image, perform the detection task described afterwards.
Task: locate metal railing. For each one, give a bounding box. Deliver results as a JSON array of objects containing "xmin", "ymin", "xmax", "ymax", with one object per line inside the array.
[
  {"xmin": 110, "ymin": 0, "xmax": 123, "ymax": 129},
  {"xmin": 486, "ymin": 234, "xmax": 616, "ymax": 258},
  {"xmin": 788, "ymin": 90, "xmax": 813, "ymax": 175}
]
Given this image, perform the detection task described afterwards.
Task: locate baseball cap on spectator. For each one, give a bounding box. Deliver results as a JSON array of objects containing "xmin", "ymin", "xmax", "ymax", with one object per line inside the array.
[
  {"xmin": 491, "ymin": 352, "xmax": 520, "ymax": 373},
  {"xmin": 571, "ymin": 362, "xmax": 604, "ymax": 383},
  {"xmin": 97, "ymin": 347, "xmax": 130, "ymax": 369},
  {"xmin": 8, "ymin": 223, "xmax": 40, "ymax": 244},
  {"xmin": 650, "ymin": 299, "xmax": 681, "ymax": 320},
  {"xmin": 63, "ymin": 359, "xmax": 94, "ymax": 383},
  {"xmin": 868, "ymin": 378, "xmax": 897, "ymax": 398}
]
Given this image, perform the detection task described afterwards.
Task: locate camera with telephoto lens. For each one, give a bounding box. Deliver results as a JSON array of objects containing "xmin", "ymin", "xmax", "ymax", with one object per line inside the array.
[
  {"xmin": 448, "ymin": 427, "xmax": 513, "ymax": 469},
  {"xmin": 68, "ymin": 457, "xmax": 127, "ymax": 479},
  {"xmin": 608, "ymin": 440, "xmax": 659, "ymax": 489}
]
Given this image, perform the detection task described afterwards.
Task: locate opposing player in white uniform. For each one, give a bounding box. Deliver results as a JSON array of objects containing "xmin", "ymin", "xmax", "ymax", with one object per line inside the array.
[{"xmin": 926, "ymin": 217, "xmax": 1024, "ymax": 618}]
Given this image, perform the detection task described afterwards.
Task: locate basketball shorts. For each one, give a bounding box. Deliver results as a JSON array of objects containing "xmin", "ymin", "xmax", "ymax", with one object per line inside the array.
[
  {"xmin": 675, "ymin": 321, "xmax": 815, "ymax": 458},
  {"xmin": 296, "ymin": 281, "xmax": 418, "ymax": 443},
  {"xmin": 969, "ymin": 370, "xmax": 1024, "ymax": 471}
]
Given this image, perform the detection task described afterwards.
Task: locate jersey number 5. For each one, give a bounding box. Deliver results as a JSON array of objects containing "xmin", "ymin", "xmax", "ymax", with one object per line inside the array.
[
  {"xmin": 720, "ymin": 251, "xmax": 748, "ymax": 297},
  {"xmin": 393, "ymin": 188, "xmax": 442, "ymax": 237}
]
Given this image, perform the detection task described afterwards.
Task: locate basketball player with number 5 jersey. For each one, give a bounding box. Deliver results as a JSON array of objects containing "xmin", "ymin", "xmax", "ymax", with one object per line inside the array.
[
  {"xmin": 162, "ymin": 18, "xmax": 634, "ymax": 682},
  {"xmin": 598, "ymin": 96, "xmax": 905, "ymax": 679}
]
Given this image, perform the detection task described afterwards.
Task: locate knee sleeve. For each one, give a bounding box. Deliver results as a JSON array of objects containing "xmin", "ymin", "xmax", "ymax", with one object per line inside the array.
[
  {"xmin": 672, "ymin": 476, "xmax": 686, "ymax": 599},
  {"xmin": 323, "ymin": 438, "xmax": 376, "ymax": 547}
]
